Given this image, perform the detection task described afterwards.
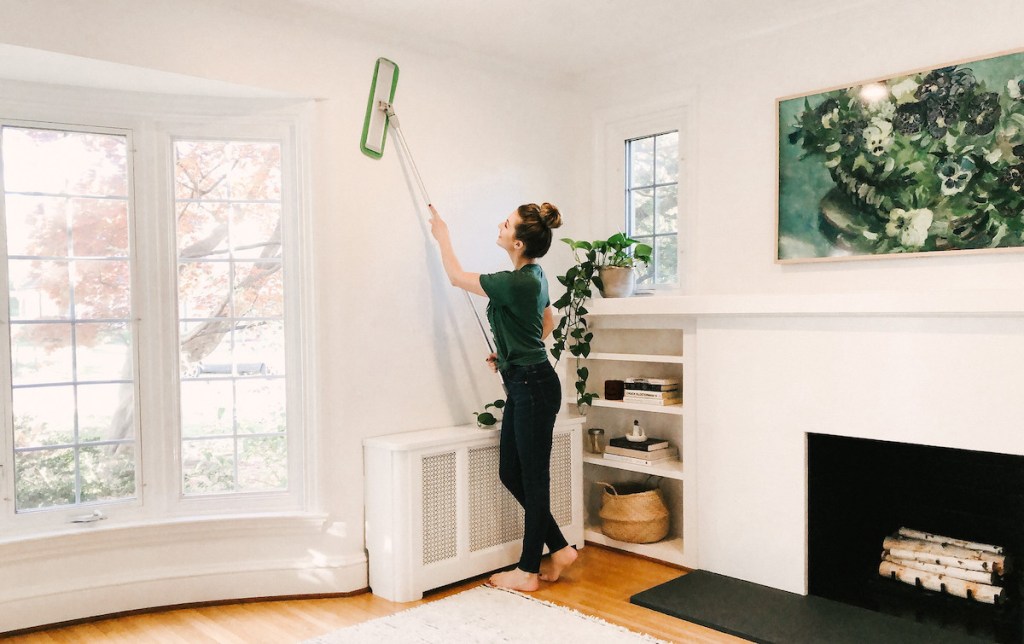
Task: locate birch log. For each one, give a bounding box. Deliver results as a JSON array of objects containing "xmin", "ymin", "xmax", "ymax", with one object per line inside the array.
[
  {"xmin": 883, "ymin": 554, "xmax": 996, "ymax": 585},
  {"xmin": 879, "ymin": 560, "xmax": 1004, "ymax": 604},
  {"xmin": 882, "ymin": 536, "xmax": 1006, "ymax": 575},
  {"xmin": 898, "ymin": 527, "xmax": 1004, "ymax": 555}
]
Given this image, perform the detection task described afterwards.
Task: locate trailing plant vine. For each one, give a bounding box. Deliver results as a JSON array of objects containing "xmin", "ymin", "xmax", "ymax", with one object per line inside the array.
[{"xmin": 550, "ymin": 234, "xmax": 652, "ymax": 410}]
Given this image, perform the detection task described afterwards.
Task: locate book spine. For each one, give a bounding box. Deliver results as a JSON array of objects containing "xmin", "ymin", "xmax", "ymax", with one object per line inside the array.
[
  {"xmin": 607, "ymin": 439, "xmax": 669, "ymax": 451},
  {"xmin": 623, "ymin": 383, "xmax": 680, "ymax": 392},
  {"xmin": 604, "ymin": 445, "xmax": 675, "ymax": 458},
  {"xmin": 621, "ymin": 396, "xmax": 682, "ymax": 406},
  {"xmin": 623, "ymin": 390, "xmax": 680, "ymax": 399}
]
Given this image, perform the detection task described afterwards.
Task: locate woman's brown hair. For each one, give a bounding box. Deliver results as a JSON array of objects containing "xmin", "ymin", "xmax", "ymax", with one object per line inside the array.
[{"xmin": 516, "ymin": 202, "xmax": 563, "ymax": 259}]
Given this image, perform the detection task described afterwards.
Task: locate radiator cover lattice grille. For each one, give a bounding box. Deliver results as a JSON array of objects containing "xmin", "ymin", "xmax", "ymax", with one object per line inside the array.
[
  {"xmin": 421, "ymin": 451, "xmax": 458, "ymax": 565},
  {"xmin": 466, "ymin": 432, "xmax": 573, "ymax": 552}
]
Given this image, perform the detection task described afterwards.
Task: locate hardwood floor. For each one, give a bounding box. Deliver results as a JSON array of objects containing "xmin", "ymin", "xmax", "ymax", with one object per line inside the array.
[{"xmin": 6, "ymin": 546, "xmax": 741, "ymax": 643}]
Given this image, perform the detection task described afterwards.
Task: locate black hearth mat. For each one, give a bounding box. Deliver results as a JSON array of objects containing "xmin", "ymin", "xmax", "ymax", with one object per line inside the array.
[{"xmin": 631, "ymin": 570, "xmax": 992, "ymax": 644}]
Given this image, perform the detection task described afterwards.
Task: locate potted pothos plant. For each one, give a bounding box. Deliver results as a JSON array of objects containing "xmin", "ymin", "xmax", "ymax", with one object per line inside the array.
[{"xmin": 550, "ymin": 233, "xmax": 652, "ymax": 410}]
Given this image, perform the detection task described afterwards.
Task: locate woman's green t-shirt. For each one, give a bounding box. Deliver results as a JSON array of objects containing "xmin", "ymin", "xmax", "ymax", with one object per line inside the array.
[{"xmin": 479, "ymin": 264, "xmax": 549, "ymax": 371}]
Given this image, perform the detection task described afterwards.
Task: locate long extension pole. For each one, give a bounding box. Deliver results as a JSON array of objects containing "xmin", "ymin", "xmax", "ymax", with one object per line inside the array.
[{"xmin": 382, "ymin": 102, "xmax": 505, "ymax": 391}]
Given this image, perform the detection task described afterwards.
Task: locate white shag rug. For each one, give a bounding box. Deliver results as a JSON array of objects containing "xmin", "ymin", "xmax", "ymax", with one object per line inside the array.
[{"xmin": 304, "ymin": 585, "xmax": 669, "ymax": 643}]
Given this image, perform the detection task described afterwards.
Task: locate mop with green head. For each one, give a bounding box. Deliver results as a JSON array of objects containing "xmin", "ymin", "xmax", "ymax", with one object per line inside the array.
[{"xmin": 361, "ymin": 57, "xmax": 503, "ymax": 392}]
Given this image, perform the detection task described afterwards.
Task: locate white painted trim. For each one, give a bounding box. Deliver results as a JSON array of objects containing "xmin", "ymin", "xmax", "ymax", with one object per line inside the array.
[
  {"xmin": 2, "ymin": 551, "xmax": 367, "ymax": 633},
  {"xmin": 592, "ymin": 92, "xmax": 697, "ymax": 293}
]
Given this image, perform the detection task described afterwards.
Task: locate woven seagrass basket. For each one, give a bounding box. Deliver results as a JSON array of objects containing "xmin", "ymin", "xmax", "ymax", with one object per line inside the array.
[{"xmin": 597, "ymin": 481, "xmax": 669, "ymax": 544}]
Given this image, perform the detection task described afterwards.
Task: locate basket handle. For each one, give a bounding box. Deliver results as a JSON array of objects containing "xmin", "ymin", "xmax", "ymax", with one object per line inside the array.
[{"xmin": 595, "ymin": 481, "xmax": 618, "ymax": 495}]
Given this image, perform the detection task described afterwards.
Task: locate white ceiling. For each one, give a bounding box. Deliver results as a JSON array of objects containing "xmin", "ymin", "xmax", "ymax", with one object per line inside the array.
[{"xmin": 288, "ymin": 0, "xmax": 882, "ymax": 80}]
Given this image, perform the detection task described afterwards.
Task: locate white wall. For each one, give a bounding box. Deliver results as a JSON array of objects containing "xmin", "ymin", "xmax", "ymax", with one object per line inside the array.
[
  {"xmin": 579, "ymin": 0, "xmax": 1024, "ymax": 595},
  {"xmin": 0, "ymin": 0, "xmax": 590, "ymax": 629},
  {"xmin": 585, "ymin": 0, "xmax": 1024, "ymax": 297}
]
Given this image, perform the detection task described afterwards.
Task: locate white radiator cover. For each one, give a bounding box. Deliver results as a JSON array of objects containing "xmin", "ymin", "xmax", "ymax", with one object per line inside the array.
[{"xmin": 363, "ymin": 419, "xmax": 584, "ymax": 602}]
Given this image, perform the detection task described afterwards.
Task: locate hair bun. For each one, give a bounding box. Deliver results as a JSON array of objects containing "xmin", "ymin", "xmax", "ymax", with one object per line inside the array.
[{"xmin": 539, "ymin": 203, "xmax": 563, "ymax": 229}]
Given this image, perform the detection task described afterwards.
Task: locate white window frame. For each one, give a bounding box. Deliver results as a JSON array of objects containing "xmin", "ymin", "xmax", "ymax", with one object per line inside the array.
[
  {"xmin": 598, "ymin": 98, "xmax": 694, "ymax": 293},
  {"xmin": 0, "ymin": 80, "xmax": 315, "ymax": 536}
]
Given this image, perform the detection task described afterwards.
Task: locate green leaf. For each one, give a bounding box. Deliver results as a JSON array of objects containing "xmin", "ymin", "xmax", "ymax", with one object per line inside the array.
[
  {"xmin": 577, "ymin": 366, "xmax": 589, "ymax": 380},
  {"xmin": 474, "ymin": 412, "xmax": 498, "ymax": 426}
]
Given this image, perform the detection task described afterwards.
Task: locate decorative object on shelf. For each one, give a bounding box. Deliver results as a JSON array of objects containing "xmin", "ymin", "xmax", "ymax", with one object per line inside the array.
[
  {"xmin": 551, "ymin": 233, "xmax": 653, "ymax": 411},
  {"xmin": 627, "ymin": 419, "xmax": 647, "ymax": 442},
  {"xmin": 587, "ymin": 427, "xmax": 606, "ymax": 454},
  {"xmin": 473, "ymin": 398, "xmax": 505, "ymax": 428},
  {"xmin": 597, "ymin": 480, "xmax": 669, "ymax": 544},
  {"xmin": 779, "ymin": 48, "xmax": 1024, "ymax": 262},
  {"xmin": 608, "ymin": 435, "xmax": 670, "ymax": 452},
  {"xmin": 604, "ymin": 379, "xmax": 625, "ymax": 401}
]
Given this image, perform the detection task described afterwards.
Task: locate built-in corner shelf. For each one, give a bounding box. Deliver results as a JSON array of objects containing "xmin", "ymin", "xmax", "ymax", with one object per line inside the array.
[{"xmin": 563, "ymin": 319, "xmax": 697, "ymax": 569}]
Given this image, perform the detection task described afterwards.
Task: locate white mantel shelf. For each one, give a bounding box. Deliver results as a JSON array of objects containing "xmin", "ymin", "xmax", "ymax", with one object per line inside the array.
[{"xmin": 585, "ymin": 290, "xmax": 1024, "ymax": 317}]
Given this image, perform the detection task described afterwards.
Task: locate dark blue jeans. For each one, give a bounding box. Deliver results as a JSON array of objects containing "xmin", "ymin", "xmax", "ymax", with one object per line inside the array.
[{"xmin": 498, "ymin": 360, "xmax": 568, "ymax": 573}]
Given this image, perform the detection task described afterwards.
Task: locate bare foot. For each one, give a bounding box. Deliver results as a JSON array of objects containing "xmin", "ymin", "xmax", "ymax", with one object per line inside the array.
[
  {"xmin": 539, "ymin": 545, "xmax": 578, "ymax": 582},
  {"xmin": 488, "ymin": 568, "xmax": 540, "ymax": 592}
]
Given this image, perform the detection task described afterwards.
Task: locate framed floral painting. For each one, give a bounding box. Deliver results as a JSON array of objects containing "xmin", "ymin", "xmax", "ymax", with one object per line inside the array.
[{"xmin": 777, "ymin": 49, "xmax": 1024, "ymax": 262}]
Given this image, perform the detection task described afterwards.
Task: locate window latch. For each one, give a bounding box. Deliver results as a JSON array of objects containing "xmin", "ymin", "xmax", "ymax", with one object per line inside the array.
[{"xmin": 70, "ymin": 510, "xmax": 107, "ymax": 524}]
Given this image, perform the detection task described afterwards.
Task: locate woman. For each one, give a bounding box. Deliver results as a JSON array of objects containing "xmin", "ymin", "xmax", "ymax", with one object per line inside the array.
[{"xmin": 429, "ymin": 202, "xmax": 578, "ymax": 592}]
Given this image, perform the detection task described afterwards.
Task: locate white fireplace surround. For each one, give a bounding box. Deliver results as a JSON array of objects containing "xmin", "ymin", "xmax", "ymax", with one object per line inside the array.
[{"xmin": 590, "ymin": 289, "xmax": 1024, "ymax": 597}]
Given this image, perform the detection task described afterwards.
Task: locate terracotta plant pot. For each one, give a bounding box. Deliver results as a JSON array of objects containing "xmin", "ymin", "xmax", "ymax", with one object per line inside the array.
[{"xmin": 598, "ymin": 266, "xmax": 636, "ymax": 298}]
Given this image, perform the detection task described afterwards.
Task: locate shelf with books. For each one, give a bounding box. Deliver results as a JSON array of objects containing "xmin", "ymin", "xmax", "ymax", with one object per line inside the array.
[
  {"xmin": 582, "ymin": 453, "xmax": 684, "ymax": 480},
  {"xmin": 563, "ymin": 316, "xmax": 696, "ymax": 569}
]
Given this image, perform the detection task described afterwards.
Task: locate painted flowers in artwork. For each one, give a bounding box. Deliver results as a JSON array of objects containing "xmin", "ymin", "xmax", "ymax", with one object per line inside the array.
[{"xmin": 781, "ymin": 57, "xmax": 1024, "ymax": 259}]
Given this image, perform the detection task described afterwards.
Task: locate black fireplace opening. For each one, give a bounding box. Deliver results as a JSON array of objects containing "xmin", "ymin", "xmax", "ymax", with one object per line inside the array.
[{"xmin": 808, "ymin": 433, "xmax": 1024, "ymax": 643}]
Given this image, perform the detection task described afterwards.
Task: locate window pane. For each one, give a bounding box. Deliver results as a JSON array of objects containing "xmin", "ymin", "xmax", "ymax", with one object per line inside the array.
[
  {"xmin": 10, "ymin": 323, "xmax": 73, "ymax": 385},
  {"xmin": 3, "ymin": 126, "xmax": 137, "ymax": 512},
  {"xmin": 236, "ymin": 379, "xmax": 286, "ymax": 434},
  {"xmin": 178, "ymin": 202, "xmax": 229, "ymax": 260},
  {"xmin": 656, "ymin": 235, "xmax": 679, "ymax": 285},
  {"xmin": 175, "ymin": 138, "xmax": 287, "ymax": 497},
  {"xmin": 629, "ymin": 137, "xmax": 654, "ymax": 188},
  {"xmin": 238, "ymin": 436, "xmax": 287, "ymax": 492},
  {"xmin": 75, "ymin": 322, "xmax": 132, "ymax": 382},
  {"xmin": 180, "ymin": 380, "xmax": 234, "ymax": 437},
  {"xmin": 15, "ymin": 448, "xmax": 75, "ymax": 510},
  {"xmin": 13, "ymin": 385, "xmax": 75, "ymax": 448},
  {"xmin": 656, "ymin": 185, "xmax": 678, "ymax": 234},
  {"xmin": 238, "ymin": 321, "xmax": 286, "ymax": 376},
  {"xmin": 634, "ymin": 235, "xmax": 655, "ymax": 286},
  {"xmin": 71, "ymin": 198, "xmax": 130, "ymax": 257},
  {"xmin": 73, "ymin": 259, "xmax": 131, "ymax": 319},
  {"xmin": 78, "ymin": 383, "xmax": 134, "ymax": 442},
  {"xmin": 4, "ymin": 195, "xmax": 69, "ymax": 257},
  {"xmin": 230, "ymin": 143, "xmax": 282, "ymax": 200},
  {"xmin": 79, "ymin": 444, "xmax": 136, "ymax": 503},
  {"xmin": 234, "ymin": 262, "xmax": 283, "ymax": 317},
  {"xmin": 655, "ymin": 132, "xmax": 679, "ymax": 184},
  {"xmin": 179, "ymin": 261, "xmax": 231, "ymax": 318},
  {"xmin": 232, "ymin": 203, "xmax": 281, "ymax": 259},
  {"xmin": 630, "ymin": 188, "xmax": 654, "ymax": 236},
  {"xmin": 8, "ymin": 259, "xmax": 70, "ymax": 319},
  {"xmin": 2, "ymin": 127, "xmax": 128, "ymax": 196},
  {"xmin": 182, "ymin": 438, "xmax": 236, "ymax": 494}
]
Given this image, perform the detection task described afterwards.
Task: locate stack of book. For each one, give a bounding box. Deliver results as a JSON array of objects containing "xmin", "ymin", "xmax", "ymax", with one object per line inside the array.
[
  {"xmin": 603, "ymin": 436, "xmax": 679, "ymax": 467},
  {"xmin": 623, "ymin": 377, "xmax": 681, "ymax": 406}
]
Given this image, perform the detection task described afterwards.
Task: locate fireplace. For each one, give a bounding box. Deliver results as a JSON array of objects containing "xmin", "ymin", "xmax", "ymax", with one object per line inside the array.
[{"xmin": 807, "ymin": 433, "xmax": 1024, "ymax": 643}]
